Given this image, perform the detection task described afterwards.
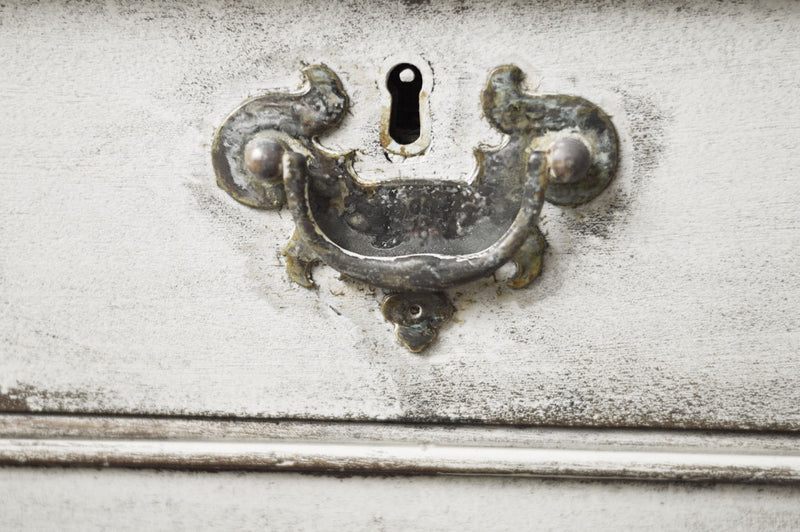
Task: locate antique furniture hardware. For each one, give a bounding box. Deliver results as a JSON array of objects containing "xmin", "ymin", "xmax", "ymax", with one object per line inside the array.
[{"xmin": 212, "ymin": 63, "xmax": 618, "ymax": 352}]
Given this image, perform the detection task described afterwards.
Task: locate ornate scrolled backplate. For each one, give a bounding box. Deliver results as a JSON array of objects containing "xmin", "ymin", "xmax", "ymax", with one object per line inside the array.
[{"xmin": 212, "ymin": 64, "xmax": 618, "ymax": 352}]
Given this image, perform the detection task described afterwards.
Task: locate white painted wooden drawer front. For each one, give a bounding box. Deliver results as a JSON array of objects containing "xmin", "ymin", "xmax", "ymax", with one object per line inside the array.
[{"xmin": 2, "ymin": 0, "xmax": 798, "ymax": 431}]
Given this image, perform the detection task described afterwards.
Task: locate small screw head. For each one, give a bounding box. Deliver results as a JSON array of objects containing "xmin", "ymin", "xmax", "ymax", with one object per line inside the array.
[
  {"xmin": 408, "ymin": 304, "xmax": 423, "ymax": 319},
  {"xmin": 244, "ymin": 137, "xmax": 284, "ymax": 182},
  {"xmin": 547, "ymin": 137, "xmax": 592, "ymax": 184}
]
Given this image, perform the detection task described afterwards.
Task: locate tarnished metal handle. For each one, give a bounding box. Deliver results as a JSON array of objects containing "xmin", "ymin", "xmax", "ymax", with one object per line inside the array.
[
  {"xmin": 283, "ymin": 150, "xmax": 548, "ymax": 292},
  {"xmin": 211, "ymin": 64, "xmax": 619, "ymax": 351}
]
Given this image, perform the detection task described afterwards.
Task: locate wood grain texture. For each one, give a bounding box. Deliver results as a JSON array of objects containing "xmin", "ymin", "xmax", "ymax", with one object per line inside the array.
[
  {"xmin": 1, "ymin": 0, "xmax": 799, "ymax": 430},
  {"xmin": 3, "ymin": 468, "xmax": 800, "ymax": 531}
]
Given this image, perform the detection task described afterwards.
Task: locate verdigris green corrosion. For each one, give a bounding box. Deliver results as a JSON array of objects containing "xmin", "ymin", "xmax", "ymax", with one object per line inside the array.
[{"xmin": 212, "ymin": 64, "xmax": 618, "ymax": 352}]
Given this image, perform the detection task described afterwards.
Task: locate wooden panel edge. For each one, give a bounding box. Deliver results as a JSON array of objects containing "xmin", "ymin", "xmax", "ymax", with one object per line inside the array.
[{"xmin": 2, "ymin": 414, "xmax": 799, "ymax": 483}]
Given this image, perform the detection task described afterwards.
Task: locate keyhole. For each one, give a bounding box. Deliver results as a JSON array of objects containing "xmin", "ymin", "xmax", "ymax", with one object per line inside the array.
[{"xmin": 387, "ymin": 63, "xmax": 423, "ymax": 145}]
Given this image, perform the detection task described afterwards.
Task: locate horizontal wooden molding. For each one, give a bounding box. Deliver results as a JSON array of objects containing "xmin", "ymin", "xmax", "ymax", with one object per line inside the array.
[{"xmin": 1, "ymin": 414, "xmax": 799, "ymax": 483}]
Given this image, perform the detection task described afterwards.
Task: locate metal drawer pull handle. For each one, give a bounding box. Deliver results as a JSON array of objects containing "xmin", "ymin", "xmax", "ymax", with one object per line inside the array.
[{"xmin": 213, "ymin": 64, "xmax": 618, "ymax": 352}]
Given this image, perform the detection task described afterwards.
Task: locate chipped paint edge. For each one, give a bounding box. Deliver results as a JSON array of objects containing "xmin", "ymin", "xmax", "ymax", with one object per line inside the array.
[{"xmin": 1, "ymin": 415, "xmax": 799, "ymax": 484}]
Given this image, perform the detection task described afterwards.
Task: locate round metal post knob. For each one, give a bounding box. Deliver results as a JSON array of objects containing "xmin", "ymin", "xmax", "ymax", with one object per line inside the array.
[
  {"xmin": 244, "ymin": 137, "xmax": 285, "ymax": 182},
  {"xmin": 547, "ymin": 137, "xmax": 591, "ymax": 184}
]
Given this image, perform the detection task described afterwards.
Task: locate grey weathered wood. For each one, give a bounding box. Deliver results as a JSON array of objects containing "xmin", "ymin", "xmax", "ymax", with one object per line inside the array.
[{"xmin": 1, "ymin": 0, "xmax": 799, "ymax": 431}]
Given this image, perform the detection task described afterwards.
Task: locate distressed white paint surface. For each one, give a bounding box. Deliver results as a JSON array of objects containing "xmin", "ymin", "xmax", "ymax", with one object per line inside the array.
[
  {"xmin": 1, "ymin": 0, "xmax": 799, "ymax": 429},
  {"xmin": 2, "ymin": 468, "xmax": 800, "ymax": 531}
]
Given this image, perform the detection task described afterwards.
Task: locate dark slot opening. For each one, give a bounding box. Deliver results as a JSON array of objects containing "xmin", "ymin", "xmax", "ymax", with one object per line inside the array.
[{"xmin": 387, "ymin": 63, "xmax": 423, "ymax": 145}]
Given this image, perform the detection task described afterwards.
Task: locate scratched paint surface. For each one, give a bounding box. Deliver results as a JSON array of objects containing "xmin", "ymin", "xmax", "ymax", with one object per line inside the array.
[{"xmin": 0, "ymin": 0, "xmax": 798, "ymax": 429}]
